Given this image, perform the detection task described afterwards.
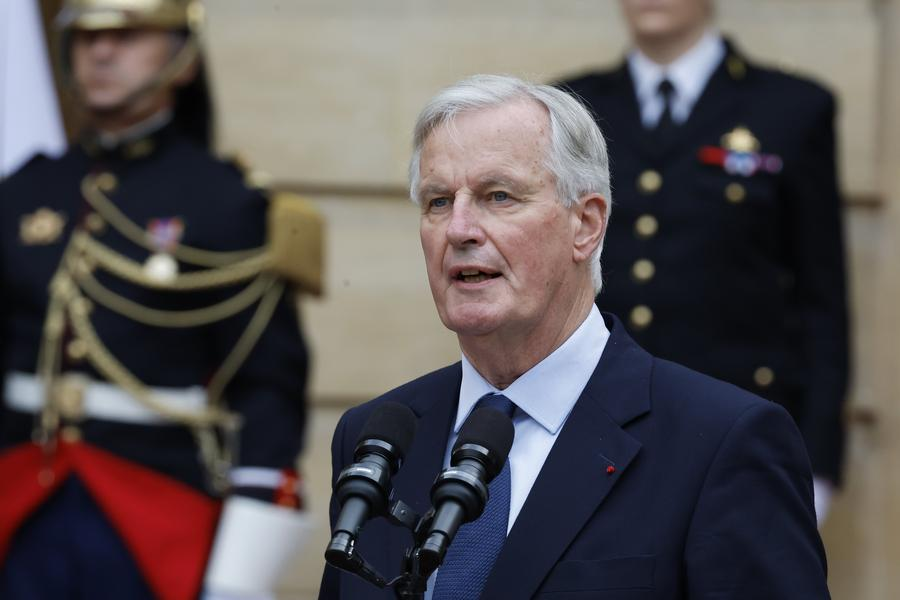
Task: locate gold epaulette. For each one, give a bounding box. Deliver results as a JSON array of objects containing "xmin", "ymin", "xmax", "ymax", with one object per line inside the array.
[{"xmin": 266, "ymin": 191, "xmax": 325, "ymax": 297}]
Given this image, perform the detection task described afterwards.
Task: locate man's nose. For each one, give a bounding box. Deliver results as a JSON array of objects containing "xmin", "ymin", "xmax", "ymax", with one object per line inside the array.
[
  {"xmin": 85, "ymin": 31, "xmax": 120, "ymax": 58},
  {"xmin": 446, "ymin": 197, "xmax": 485, "ymax": 247}
]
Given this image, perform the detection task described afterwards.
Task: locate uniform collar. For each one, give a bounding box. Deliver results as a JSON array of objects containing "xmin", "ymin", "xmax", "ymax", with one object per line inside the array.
[
  {"xmin": 456, "ymin": 304, "xmax": 610, "ymax": 435},
  {"xmin": 80, "ymin": 109, "xmax": 173, "ymax": 162},
  {"xmin": 628, "ymin": 30, "xmax": 726, "ymax": 125}
]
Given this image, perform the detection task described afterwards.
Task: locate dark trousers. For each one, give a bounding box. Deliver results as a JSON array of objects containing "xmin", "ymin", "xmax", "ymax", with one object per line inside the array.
[{"xmin": 0, "ymin": 475, "xmax": 156, "ymax": 599}]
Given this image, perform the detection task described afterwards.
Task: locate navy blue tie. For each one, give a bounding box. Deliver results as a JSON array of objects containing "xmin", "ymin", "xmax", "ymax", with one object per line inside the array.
[{"xmin": 432, "ymin": 393, "xmax": 515, "ymax": 600}]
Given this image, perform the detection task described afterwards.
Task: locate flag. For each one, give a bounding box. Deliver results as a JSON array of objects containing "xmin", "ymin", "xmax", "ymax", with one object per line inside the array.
[{"xmin": 1, "ymin": 0, "xmax": 66, "ymax": 178}]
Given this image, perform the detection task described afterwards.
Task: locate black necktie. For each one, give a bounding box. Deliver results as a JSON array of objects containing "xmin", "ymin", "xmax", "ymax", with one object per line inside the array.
[{"xmin": 653, "ymin": 78, "xmax": 677, "ymax": 145}]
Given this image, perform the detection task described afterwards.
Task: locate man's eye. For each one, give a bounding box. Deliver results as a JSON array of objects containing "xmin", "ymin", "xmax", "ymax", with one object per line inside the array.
[
  {"xmin": 490, "ymin": 191, "xmax": 509, "ymax": 202},
  {"xmin": 428, "ymin": 197, "xmax": 450, "ymax": 209}
]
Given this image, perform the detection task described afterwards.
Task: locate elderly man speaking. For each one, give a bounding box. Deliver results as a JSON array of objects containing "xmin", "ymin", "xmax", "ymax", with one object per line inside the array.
[{"xmin": 319, "ymin": 75, "xmax": 829, "ymax": 600}]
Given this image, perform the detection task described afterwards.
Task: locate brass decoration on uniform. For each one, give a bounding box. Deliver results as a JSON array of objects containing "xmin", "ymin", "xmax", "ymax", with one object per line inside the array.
[
  {"xmin": 726, "ymin": 56, "xmax": 746, "ymax": 80},
  {"xmin": 754, "ymin": 366, "xmax": 775, "ymax": 388},
  {"xmin": 144, "ymin": 253, "xmax": 179, "ymax": 283},
  {"xmin": 20, "ymin": 208, "xmax": 67, "ymax": 246},
  {"xmin": 94, "ymin": 171, "xmax": 118, "ymax": 193},
  {"xmin": 51, "ymin": 374, "xmax": 89, "ymax": 420},
  {"xmin": 725, "ymin": 183, "xmax": 747, "ymax": 204},
  {"xmin": 637, "ymin": 170, "xmax": 662, "ymax": 195},
  {"xmin": 721, "ymin": 127, "xmax": 760, "ymax": 154},
  {"xmin": 144, "ymin": 217, "xmax": 185, "ymax": 283},
  {"xmin": 61, "ymin": 425, "xmax": 83, "ymax": 443},
  {"xmin": 631, "ymin": 259, "xmax": 656, "ymax": 283},
  {"xmin": 57, "ymin": 0, "xmax": 202, "ymax": 31},
  {"xmin": 634, "ymin": 214, "xmax": 659, "ymax": 239},
  {"xmin": 85, "ymin": 212, "xmax": 107, "ymax": 234},
  {"xmin": 630, "ymin": 305, "xmax": 654, "ymax": 330},
  {"xmin": 123, "ymin": 138, "xmax": 155, "ymax": 160},
  {"xmin": 67, "ymin": 339, "xmax": 89, "ymax": 361}
]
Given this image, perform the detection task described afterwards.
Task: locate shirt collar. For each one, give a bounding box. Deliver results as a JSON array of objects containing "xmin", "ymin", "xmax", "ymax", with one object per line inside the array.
[
  {"xmin": 456, "ymin": 304, "xmax": 610, "ymax": 435},
  {"xmin": 628, "ymin": 30, "xmax": 725, "ymax": 122}
]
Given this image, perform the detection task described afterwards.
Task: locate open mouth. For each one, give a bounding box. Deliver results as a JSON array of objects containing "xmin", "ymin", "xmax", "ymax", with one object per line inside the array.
[{"xmin": 454, "ymin": 269, "xmax": 501, "ymax": 284}]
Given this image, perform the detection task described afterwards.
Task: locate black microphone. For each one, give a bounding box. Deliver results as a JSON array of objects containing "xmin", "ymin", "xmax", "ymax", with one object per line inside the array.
[
  {"xmin": 418, "ymin": 406, "xmax": 515, "ymax": 574},
  {"xmin": 325, "ymin": 401, "xmax": 418, "ymax": 571}
]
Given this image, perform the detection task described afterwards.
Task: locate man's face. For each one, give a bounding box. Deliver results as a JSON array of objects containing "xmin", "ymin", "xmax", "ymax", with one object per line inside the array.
[
  {"xmin": 417, "ymin": 100, "xmax": 583, "ymax": 343},
  {"xmin": 71, "ymin": 28, "xmax": 176, "ymax": 112},
  {"xmin": 619, "ymin": 0, "xmax": 711, "ymax": 42}
]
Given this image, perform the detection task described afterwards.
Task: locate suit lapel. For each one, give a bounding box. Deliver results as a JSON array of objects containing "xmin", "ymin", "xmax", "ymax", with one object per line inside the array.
[
  {"xmin": 384, "ymin": 365, "xmax": 461, "ymax": 570},
  {"xmin": 481, "ymin": 316, "xmax": 653, "ymax": 599}
]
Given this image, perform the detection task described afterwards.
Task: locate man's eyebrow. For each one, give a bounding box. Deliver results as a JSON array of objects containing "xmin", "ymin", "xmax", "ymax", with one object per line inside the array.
[
  {"xmin": 418, "ymin": 183, "xmax": 451, "ymax": 199},
  {"xmin": 473, "ymin": 173, "xmax": 528, "ymax": 193}
]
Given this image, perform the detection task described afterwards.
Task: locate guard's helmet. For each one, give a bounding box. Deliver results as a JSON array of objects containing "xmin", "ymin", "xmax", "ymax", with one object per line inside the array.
[
  {"xmin": 57, "ymin": 0, "xmax": 213, "ymax": 147},
  {"xmin": 57, "ymin": 0, "xmax": 203, "ymax": 33}
]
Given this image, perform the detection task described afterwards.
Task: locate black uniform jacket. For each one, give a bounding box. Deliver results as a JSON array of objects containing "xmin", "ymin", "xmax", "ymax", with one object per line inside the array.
[
  {"xmin": 559, "ymin": 41, "xmax": 850, "ymax": 483},
  {"xmin": 0, "ymin": 123, "xmax": 309, "ymax": 493}
]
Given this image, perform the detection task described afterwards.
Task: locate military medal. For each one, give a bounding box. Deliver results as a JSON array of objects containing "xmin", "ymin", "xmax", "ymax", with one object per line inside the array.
[
  {"xmin": 698, "ymin": 126, "xmax": 782, "ymax": 177},
  {"xmin": 20, "ymin": 208, "xmax": 66, "ymax": 245},
  {"xmin": 144, "ymin": 217, "xmax": 184, "ymax": 282}
]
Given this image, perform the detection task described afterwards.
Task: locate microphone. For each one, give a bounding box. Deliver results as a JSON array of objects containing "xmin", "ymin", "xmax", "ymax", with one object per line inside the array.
[
  {"xmin": 325, "ymin": 401, "xmax": 417, "ymax": 571},
  {"xmin": 418, "ymin": 406, "xmax": 515, "ymax": 574}
]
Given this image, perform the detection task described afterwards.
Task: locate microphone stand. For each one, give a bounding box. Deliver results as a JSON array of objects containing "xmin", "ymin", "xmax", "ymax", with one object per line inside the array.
[{"xmin": 324, "ymin": 499, "xmax": 443, "ymax": 600}]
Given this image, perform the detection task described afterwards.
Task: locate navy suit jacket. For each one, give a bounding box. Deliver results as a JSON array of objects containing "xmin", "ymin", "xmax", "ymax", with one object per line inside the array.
[{"xmin": 319, "ymin": 315, "xmax": 828, "ymax": 599}]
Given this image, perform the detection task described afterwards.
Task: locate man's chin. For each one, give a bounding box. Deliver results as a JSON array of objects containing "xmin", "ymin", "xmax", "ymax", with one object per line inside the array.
[{"xmin": 439, "ymin": 308, "xmax": 506, "ymax": 339}]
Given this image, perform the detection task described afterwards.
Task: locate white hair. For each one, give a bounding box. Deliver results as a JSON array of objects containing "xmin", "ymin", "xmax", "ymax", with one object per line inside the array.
[{"xmin": 408, "ymin": 74, "xmax": 612, "ymax": 294}]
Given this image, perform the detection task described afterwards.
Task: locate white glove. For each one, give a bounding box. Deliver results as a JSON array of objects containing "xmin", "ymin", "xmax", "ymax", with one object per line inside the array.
[
  {"xmin": 204, "ymin": 496, "xmax": 314, "ymax": 598},
  {"xmin": 203, "ymin": 592, "xmax": 274, "ymax": 600}
]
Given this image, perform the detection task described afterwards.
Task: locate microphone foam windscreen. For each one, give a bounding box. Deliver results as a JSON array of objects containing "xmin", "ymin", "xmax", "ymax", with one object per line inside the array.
[
  {"xmin": 453, "ymin": 407, "xmax": 515, "ymax": 477},
  {"xmin": 357, "ymin": 401, "xmax": 418, "ymax": 458}
]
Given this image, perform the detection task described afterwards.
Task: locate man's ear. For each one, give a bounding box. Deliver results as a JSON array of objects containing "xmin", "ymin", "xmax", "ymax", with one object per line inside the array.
[{"xmin": 573, "ymin": 194, "xmax": 607, "ymax": 264}]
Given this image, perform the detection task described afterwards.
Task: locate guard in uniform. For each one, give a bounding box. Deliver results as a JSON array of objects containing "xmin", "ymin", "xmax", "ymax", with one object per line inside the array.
[
  {"xmin": 0, "ymin": 1, "xmax": 323, "ymax": 598},
  {"xmin": 558, "ymin": 0, "xmax": 849, "ymax": 522}
]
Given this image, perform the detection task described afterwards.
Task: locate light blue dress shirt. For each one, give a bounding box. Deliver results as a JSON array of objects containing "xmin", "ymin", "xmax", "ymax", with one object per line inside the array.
[{"xmin": 424, "ymin": 305, "xmax": 610, "ymax": 598}]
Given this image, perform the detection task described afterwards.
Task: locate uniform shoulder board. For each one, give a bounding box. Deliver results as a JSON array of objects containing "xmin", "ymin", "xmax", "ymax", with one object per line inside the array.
[
  {"xmin": 220, "ymin": 151, "xmax": 272, "ymax": 190},
  {"xmin": 266, "ymin": 190, "xmax": 325, "ymax": 297}
]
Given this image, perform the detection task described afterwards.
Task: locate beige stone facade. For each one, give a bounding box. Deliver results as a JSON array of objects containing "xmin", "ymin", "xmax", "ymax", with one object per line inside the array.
[{"xmin": 198, "ymin": 1, "xmax": 900, "ymax": 598}]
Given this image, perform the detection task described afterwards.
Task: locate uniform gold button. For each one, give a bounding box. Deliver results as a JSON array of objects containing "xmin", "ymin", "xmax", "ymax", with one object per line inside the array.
[
  {"xmin": 67, "ymin": 339, "xmax": 89, "ymax": 361},
  {"xmin": 85, "ymin": 212, "xmax": 106, "ymax": 234},
  {"xmin": 631, "ymin": 259, "xmax": 656, "ymax": 283},
  {"xmin": 634, "ymin": 214, "xmax": 659, "ymax": 239},
  {"xmin": 61, "ymin": 426, "xmax": 82, "ymax": 443},
  {"xmin": 94, "ymin": 172, "xmax": 118, "ymax": 193},
  {"xmin": 629, "ymin": 305, "xmax": 653, "ymax": 329},
  {"xmin": 754, "ymin": 366, "xmax": 775, "ymax": 388},
  {"xmin": 123, "ymin": 139, "xmax": 154, "ymax": 159},
  {"xmin": 727, "ymin": 56, "xmax": 747, "ymax": 80},
  {"xmin": 637, "ymin": 170, "xmax": 662, "ymax": 194},
  {"xmin": 725, "ymin": 182, "xmax": 746, "ymax": 204}
]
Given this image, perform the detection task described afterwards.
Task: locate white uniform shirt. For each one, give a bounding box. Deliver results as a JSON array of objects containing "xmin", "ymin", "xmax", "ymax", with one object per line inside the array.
[{"xmin": 628, "ymin": 30, "xmax": 726, "ymax": 128}]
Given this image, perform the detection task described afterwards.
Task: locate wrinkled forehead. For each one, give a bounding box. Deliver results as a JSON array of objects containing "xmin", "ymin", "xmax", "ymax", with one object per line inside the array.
[{"xmin": 421, "ymin": 100, "xmax": 553, "ymax": 168}]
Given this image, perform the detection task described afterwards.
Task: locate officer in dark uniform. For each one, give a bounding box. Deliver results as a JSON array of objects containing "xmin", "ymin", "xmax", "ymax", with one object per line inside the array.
[
  {"xmin": 0, "ymin": 1, "xmax": 322, "ymax": 598},
  {"xmin": 558, "ymin": 0, "xmax": 849, "ymax": 523}
]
